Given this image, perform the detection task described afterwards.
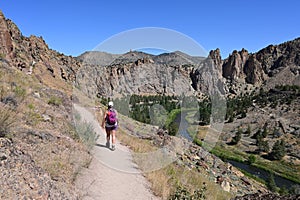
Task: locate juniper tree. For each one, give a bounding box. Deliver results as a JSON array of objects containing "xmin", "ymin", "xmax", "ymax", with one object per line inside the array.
[{"xmin": 270, "ymin": 139, "xmax": 286, "ymax": 160}]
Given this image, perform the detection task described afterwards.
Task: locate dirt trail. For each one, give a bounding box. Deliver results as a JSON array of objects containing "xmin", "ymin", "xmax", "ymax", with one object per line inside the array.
[{"xmin": 74, "ymin": 104, "xmax": 160, "ymax": 200}]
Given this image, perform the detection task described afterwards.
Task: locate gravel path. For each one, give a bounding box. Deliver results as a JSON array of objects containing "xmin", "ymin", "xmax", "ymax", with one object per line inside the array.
[{"xmin": 74, "ymin": 104, "xmax": 160, "ymax": 200}]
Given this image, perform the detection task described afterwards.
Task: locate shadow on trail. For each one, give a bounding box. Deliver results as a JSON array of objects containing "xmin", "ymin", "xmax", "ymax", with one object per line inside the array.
[{"xmin": 95, "ymin": 143, "xmax": 108, "ymax": 149}]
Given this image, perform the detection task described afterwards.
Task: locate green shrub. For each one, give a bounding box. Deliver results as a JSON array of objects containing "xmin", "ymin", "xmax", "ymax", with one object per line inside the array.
[
  {"xmin": 247, "ymin": 154, "xmax": 256, "ymax": 164},
  {"xmin": 193, "ymin": 138, "xmax": 203, "ymax": 147},
  {"xmin": 74, "ymin": 112, "xmax": 98, "ymax": 151},
  {"xmin": 168, "ymin": 122, "xmax": 179, "ymax": 136},
  {"xmin": 48, "ymin": 96, "xmax": 62, "ymax": 106},
  {"xmin": 13, "ymin": 86, "xmax": 26, "ymax": 100},
  {"xmin": 169, "ymin": 185, "xmax": 190, "ymax": 200},
  {"xmin": 27, "ymin": 111, "xmax": 42, "ymax": 126},
  {"xmin": 0, "ymin": 53, "xmax": 5, "ymax": 59},
  {"xmin": 266, "ymin": 173, "xmax": 277, "ymax": 192},
  {"xmin": 28, "ymin": 103, "xmax": 35, "ymax": 110},
  {"xmin": 257, "ymin": 138, "xmax": 270, "ymax": 153},
  {"xmin": 245, "ymin": 125, "xmax": 251, "ymax": 136},
  {"xmin": 169, "ymin": 183, "xmax": 207, "ymax": 200}
]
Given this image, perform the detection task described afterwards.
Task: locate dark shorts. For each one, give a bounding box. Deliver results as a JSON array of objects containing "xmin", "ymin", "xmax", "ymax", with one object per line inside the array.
[{"xmin": 105, "ymin": 125, "xmax": 118, "ymax": 131}]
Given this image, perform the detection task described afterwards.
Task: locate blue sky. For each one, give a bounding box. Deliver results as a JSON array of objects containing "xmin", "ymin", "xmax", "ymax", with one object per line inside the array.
[{"xmin": 0, "ymin": 0, "xmax": 299, "ymax": 58}]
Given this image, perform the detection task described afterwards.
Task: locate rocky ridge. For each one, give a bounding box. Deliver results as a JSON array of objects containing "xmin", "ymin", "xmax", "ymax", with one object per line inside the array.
[
  {"xmin": 216, "ymin": 38, "xmax": 300, "ymax": 94},
  {"xmin": 76, "ymin": 50, "xmax": 224, "ymax": 99},
  {"xmin": 76, "ymin": 56, "xmax": 195, "ymax": 98},
  {"xmin": 76, "ymin": 37, "xmax": 300, "ymax": 99}
]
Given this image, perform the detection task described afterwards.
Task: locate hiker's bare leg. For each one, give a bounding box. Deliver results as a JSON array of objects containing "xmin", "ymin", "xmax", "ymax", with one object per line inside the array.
[
  {"xmin": 111, "ymin": 130, "xmax": 116, "ymax": 145},
  {"xmin": 106, "ymin": 129, "xmax": 111, "ymax": 143}
]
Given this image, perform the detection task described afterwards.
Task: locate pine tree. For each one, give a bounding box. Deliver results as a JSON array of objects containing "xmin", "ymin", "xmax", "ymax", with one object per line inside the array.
[
  {"xmin": 262, "ymin": 126, "xmax": 268, "ymax": 138},
  {"xmin": 257, "ymin": 139, "xmax": 270, "ymax": 153},
  {"xmin": 245, "ymin": 125, "xmax": 251, "ymax": 136},
  {"xmin": 270, "ymin": 139, "xmax": 286, "ymax": 160},
  {"xmin": 231, "ymin": 128, "xmax": 242, "ymax": 145}
]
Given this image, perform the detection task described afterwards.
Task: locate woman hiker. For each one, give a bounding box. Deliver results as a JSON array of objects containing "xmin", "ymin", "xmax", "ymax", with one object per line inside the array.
[{"xmin": 101, "ymin": 101, "xmax": 118, "ymax": 151}]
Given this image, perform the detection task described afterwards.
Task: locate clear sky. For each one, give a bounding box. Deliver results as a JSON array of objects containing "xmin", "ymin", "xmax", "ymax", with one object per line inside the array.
[{"xmin": 0, "ymin": 0, "xmax": 299, "ymax": 58}]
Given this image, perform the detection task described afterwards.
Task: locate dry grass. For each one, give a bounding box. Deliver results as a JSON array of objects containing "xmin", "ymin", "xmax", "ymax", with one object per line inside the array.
[
  {"xmin": 144, "ymin": 161, "xmax": 232, "ymax": 199},
  {"xmin": 0, "ymin": 105, "xmax": 16, "ymax": 137},
  {"xmin": 0, "ymin": 65, "xmax": 93, "ymax": 192},
  {"xmin": 117, "ymin": 129, "xmax": 157, "ymax": 153},
  {"xmin": 33, "ymin": 137, "xmax": 92, "ymax": 184},
  {"xmin": 117, "ymin": 126, "xmax": 233, "ymax": 200}
]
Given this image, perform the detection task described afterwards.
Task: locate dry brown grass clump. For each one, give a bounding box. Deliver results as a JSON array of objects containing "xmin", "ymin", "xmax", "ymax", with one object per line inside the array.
[{"xmin": 0, "ymin": 105, "xmax": 16, "ymax": 137}]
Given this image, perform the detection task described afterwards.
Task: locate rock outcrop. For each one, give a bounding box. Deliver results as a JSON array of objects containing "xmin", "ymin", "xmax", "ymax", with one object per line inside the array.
[
  {"xmin": 76, "ymin": 60, "xmax": 195, "ymax": 98},
  {"xmin": 216, "ymin": 38, "xmax": 300, "ymax": 88},
  {"xmin": 222, "ymin": 49, "xmax": 249, "ymax": 81},
  {"xmin": 209, "ymin": 48, "xmax": 223, "ymax": 73},
  {"xmin": 0, "ymin": 11, "xmax": 14, "ymax": 60},
  {"xmin": 76, "ymin": 37, "xmax": 300, "ymax": 99},
  {"xmin": 0, "ymin": 10, "xmax": 81, "ymax": 94},
  {"xmin": 76, "ymin": 50, "xmax": 224, "ymax": 99}
]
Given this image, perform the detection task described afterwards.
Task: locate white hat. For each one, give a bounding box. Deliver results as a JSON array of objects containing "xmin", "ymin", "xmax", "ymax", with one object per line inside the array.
[{"xmin": 108, "ymin": 101, "xmax": 114, "ymax": 107}]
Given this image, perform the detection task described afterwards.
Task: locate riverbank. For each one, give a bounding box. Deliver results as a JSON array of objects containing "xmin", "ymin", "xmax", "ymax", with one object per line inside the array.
[
  {"xmin": 210, "ymin": 144, "xmax": 300, "ymax": 190},
  {"xmin": 173, "ymin": 110, "xmax": 300, "ymax": 193}
]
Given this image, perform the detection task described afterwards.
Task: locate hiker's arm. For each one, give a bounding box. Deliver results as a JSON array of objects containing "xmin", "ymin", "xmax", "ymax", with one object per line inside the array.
[
  {"xmin": 116, "ymin": 110, "xmax": 119, "ymax": 126},
  {"xmin": 101, "ymin": 111, "xmax": 106, "ymax": 129}
]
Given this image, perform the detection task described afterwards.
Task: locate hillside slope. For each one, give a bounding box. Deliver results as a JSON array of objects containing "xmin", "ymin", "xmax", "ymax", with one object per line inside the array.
[{"xmin": 0, "ymin": 10, "xmax": 89, "ymax": 199}]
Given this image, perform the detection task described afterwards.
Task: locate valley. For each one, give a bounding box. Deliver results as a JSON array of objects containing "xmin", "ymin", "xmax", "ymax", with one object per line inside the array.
[{"xmin": 0, "ymin": 8, "xmax": 299, "ymax": 199}]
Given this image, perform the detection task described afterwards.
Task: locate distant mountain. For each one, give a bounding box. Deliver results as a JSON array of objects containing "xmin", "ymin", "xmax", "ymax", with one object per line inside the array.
[
  {"xmin": 77, "ymin": 50, "xmax": 206, "ymax": 66},
  {"xmin": 75, "ymin": 49, "xmax": 217, "ymax": 98},
  {"xmin": 76, "ymin": 51, "xmax": 120, "ymax": 66},
  {"xmin": 153, "ymin": 51, "xmax": 205, "ymax": 66},
  {"xmin": 76, "ymin": 37, "xmax": 300, "ymax": 98}
]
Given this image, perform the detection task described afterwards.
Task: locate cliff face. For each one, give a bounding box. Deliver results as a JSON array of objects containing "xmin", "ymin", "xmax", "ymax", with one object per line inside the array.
[
  {"xmin": 76, "ymin": 56, "xmax": 195, "ymax": 98},
  {"xmin": 76, "ymin": 48, "xmax": 229, "ymax": 100},
  {"xmin": 77, "ymin": 38, "xmax": 300, "ymax": 99},
  {"xmin": 0, "ymin": 11, "xmax": 14, "ymax": 60},
  {"xmin": 222, "ymin": 49, "xmax": 249, "ymax": 80}
]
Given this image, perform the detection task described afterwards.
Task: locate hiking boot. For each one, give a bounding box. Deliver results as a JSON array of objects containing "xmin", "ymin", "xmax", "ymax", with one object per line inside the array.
[{"xmin": 111, "ymin": 144, "xmax": 116, "ymax": 151}]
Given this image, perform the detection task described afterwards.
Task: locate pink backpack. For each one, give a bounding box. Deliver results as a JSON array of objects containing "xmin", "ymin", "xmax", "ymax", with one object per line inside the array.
[{"xmin": 106, "ymin": 109, "xmax": 117, "ymax": 125}]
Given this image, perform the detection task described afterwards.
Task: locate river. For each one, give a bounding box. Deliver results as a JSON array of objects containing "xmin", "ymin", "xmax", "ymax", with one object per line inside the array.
[
  {"xmin": 228, "ymin": 160, "xmax": 298, "ymax": 189},
  {"xmin": 174, "ymin": 111, "xmax": 193, "ymax": 141}
]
